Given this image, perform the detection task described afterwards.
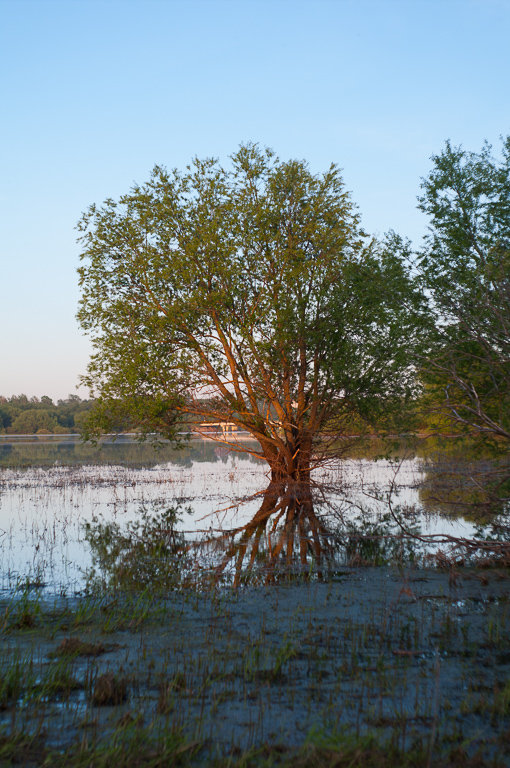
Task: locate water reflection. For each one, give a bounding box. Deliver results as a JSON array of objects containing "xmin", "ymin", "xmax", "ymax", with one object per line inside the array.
[
  {"xmin": 0, "ymin": 441, "xmax": 268, "ymax": 593},
  {"xmin": 419, "ymin": 457, "xmax": 510, "ymax": 521},
  {"xmin": 0, "ymin": 434, "xmax": 264, "ymax": 469},
  {"xmin": 0, "ymin": 437, "xmax": 508, "ymax": 593}
]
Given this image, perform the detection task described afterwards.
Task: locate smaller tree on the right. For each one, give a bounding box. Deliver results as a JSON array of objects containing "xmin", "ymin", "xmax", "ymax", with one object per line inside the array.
[{"xmin": 418, "ymin": 136, "xmax": 510, "ymax": 443}]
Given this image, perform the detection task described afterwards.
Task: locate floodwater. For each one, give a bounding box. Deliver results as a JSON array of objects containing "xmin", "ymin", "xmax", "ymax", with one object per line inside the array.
[{"xmin": 0, "ymin": 436, "xmax": 499, "ymax": 594}]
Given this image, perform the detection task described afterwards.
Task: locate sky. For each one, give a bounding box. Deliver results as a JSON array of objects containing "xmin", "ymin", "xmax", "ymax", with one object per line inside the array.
[{"xmin": 0, "ymin": 0, "xmax": 509, "ymax": 401}]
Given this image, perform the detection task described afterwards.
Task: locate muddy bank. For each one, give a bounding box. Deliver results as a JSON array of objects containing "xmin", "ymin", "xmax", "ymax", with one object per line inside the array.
[{"xmin": 1, "ymin": 566, "xmax": 510, "ymax": 764}]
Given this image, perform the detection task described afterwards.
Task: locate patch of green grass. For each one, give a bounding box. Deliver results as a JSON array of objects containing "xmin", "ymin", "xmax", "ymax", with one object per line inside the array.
[
  {"xmin": 3, "ymin": 582, "xmax": 43, "ymax": 631},
  {"xmin": 0, "ymin": 730, "xmax": 48, "ymax": 766},
  {"xmin": 215, "ymin": 731, "xmax": 505, "ymax": 768},
  {"xmin": 34, "ymin": 657, "xmax": 83, "ymax": 700},
  {"xmin": 0, "ymin": 723, "xmax": 201, "ymax": 767},
  {"xmin": 0, "ymin": 652, "xmax": 34, "ymax": 709}
]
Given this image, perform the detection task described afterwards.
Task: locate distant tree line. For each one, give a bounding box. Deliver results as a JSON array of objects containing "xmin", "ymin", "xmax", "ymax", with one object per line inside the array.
[{"xmin": 0, "ymin": 394, "xmax": 94, "ymax": 434}]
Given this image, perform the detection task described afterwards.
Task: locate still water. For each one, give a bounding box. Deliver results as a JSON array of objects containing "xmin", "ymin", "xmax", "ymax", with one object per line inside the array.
[{"xmin": 0, "ymin": 436, "xmax": 491, "ymax": 594}]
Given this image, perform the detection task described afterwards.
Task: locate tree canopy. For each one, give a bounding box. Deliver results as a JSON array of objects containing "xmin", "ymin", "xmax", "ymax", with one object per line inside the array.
[
  {"xmin": 77, "ymin": 144, "xmax": 427, "ymax": 581},
  {"xmin": 78, "ymin": 146, "xmax": 425, "ymax": 452},
  {"xmin": 418, "ymin": 136, "xmax": 510, "ymax": 443}
]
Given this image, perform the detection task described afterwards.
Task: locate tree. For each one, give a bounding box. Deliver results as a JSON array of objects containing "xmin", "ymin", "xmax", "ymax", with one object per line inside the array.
[
  {"xmin": 77, "ymin": 144, "xmax": 426, "ymax": 582},
  {"xmin": 10, "ymin": 408, "xmax": 58, "ymax": 434},
  {"xmin": 0, "ymin": 404, "xmax": 11, "ymax": 433},
  {"xmin": 418, "ymin": 137, "xmax": 510, "ymax": 443}
]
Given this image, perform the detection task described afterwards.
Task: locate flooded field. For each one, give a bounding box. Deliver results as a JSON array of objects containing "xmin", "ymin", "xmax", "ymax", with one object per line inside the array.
[
  {"xmin": 0, "ymin": 436, "xmax": 490, "ymax": 594},
  {"xmin": 1, "ymin": 436, "xmax": 510, "ymax": 765}
]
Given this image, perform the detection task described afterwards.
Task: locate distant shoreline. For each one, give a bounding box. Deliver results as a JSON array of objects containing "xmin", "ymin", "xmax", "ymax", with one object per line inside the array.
[{"xmin": 0, "ymin": 431, "xmax": 257, "ymax": 444}]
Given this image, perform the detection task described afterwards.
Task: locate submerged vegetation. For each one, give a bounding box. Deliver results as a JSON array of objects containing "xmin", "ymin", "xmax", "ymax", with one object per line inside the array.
[{"xmin": 2, "ymin": 567, "xmax": 510, "ymax": 765}]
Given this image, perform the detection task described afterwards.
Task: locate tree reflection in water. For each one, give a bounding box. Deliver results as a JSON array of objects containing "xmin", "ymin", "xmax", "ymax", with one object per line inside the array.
[
  {"xmin": 210, "ymin": 479, "xmax": 333, "ymax": 586},
  {"xmin": 419, "ymin": 455, "xmax": 510, "ymax": 523},
  {"xmin": 78, "ymin": 440, "xmax": 510, "ymax": 591}
]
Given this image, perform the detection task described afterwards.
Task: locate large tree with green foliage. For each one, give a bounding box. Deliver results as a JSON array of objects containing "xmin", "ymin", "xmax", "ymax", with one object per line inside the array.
[
  {"xmin": 77, "ymin": 145, "xmax": 426, "ymax": 581},
  {"xmin": 419, "ymin": 137, "xmax": 510, "ymax": 443}
]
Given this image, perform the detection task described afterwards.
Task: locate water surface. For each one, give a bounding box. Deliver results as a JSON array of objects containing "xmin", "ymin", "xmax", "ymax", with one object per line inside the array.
[{"xmin": 0, "ymin": 436, "xmax": 492, "ymax": 593}]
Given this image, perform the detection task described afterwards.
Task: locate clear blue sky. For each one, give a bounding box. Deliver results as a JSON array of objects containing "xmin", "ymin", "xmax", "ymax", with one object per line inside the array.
[{"xmin": 1, "ymin": 0, "xmax": 508, "ymax": 401}]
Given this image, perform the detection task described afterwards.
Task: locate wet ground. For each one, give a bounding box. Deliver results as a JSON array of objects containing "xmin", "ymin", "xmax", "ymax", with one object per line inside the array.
[{"xmin": 1, "ymin": 566, "xmax": 510, "ymax": 764}]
